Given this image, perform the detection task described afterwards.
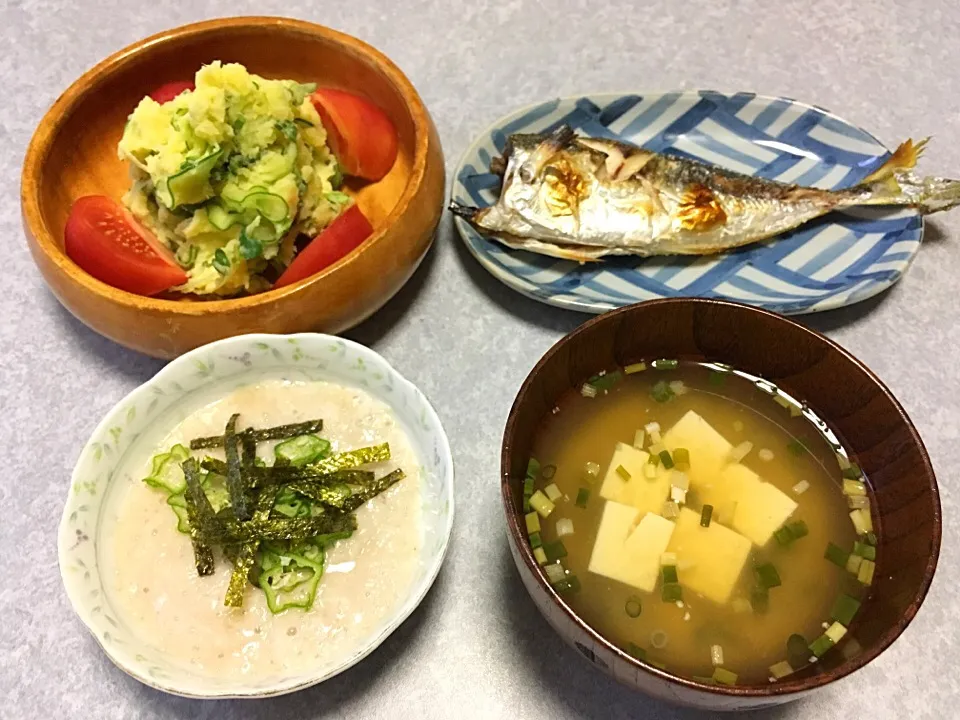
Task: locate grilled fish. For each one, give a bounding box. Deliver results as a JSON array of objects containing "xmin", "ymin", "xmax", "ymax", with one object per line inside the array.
[{"xmin": 450, "ymin": 125, "xmax": 960, "ymax": 261}]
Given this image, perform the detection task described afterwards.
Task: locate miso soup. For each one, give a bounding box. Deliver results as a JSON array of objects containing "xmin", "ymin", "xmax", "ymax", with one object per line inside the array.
[{"xmin": 524, "ymin": 361, "xmax": 877, "ymax": 685}]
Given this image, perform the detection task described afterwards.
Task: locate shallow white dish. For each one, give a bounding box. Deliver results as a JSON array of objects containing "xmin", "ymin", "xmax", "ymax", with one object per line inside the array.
[{"xmin": 58, "ymin": 333, "xmax": 455, "ymax": 698}]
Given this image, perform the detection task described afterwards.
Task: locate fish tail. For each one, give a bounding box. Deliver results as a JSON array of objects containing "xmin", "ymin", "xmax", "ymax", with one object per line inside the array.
[
  {"xmin": 855, "ymin": 171, "xmax": 960, "ymax": 215},
  {"xmin": 859, "ymin": 138, "xmax": 929, "ymax": 185}
]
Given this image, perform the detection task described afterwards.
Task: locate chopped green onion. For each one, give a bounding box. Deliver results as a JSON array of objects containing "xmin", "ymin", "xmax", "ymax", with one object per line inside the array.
[
  {"xmin": 661, "ymin": 583, "xmax": 683, "ymax": 603},
  {"xmin": 672, "ymin": 447, "xmax": 690, "ymax": 471},
  {"xmin": 575, "ymin": 487, "xmax": 590, "ymax": 508},
  {"xmin": 633, "ymin": 429, "xmax": 646, "ymax": 449},
  {"xmin": 525, "ymin": 511, "xmax": 540, "ymax": 534},
  {"xmin": 529, "ymin": 490, "xmax": 555, "ymax": 518},
  {"xmin": 541, "ymin": 464, "xmax": 557, "ymax": 480},
  {"xmin": 583, "ymin": 461, "xmax": 601, "ymax": 482},
  {"xmin": 651, "ymin": 380, "xmax": 675, "ymax": 403},
  {"xmin": 769, "ymin": 660, "xmax": 794, "ymax": 679},
  {"xmin": 792, "ymin": 480, "xmax": 810, "ymax": 495},
  {"xmin": 808, "ymin": 634, "xmax": 835, "ymax": 658},
  {"xmin": 626, "ymin": 642, "xmax": 647, "ymax": 660},
  {"xmin": 866, "ymin": 531, "xmax": 878, "ymax": 546},
  {"xmin": 529, "ymin": 532, "xmax": 543, "ymax": 549},
  {"xmin": 708, "ymin": 371, "xmax": 725, "ymax": 386},
  {"xmin": 580, "ymin": 383, "xmax": 598, "ymax": 398},
  {"xmin": 825, "ymin": 622, "xmax": 847, "ymax": 644},
  {"xmin": 824, "ymin": 542, "xmax": 849, "ymax": 568},
  {"xmin": 841, "ymin": 464, "xmax": 863, "ymax": 480},
  {"xmin": 693, "ymin": 675, "xmax": 716, "ymax": 685},
  {"xmin": 544, "ymin": 483, "xmax": 563, "ymax": 502},
  {"xmin": 544, "ymin": 540, "xmax": 568, "ymax": 563},
  {"xmin": 526, "ymin": 457, "xmax": 541, "ymax": 479},
  {"xmin": 625, "ymin": 362, "xmax": 647, "ymax": 374},
  {"xmin": 556, "ymin": 518, "xmax": 574, "ymax": 537},
  {"xmin": 615, "ymin": 464, "xmax": 631, "ymax": 481},
  {"xmin": 625, "ymin": 596, "xmax": 642, "ymax": 618},
  {"xmin": 857, "ymin": 559, "xmax": 876, "ymax": 585},
  {"xmin": 653, "ymin": 359, "xmax": 679, "ymax": 370},
  {"xmin": 712, "ymin": 667, "xmax": 738, "ymax": 685},
  {"xmin": 661, "ymin": 565, "xmax": 679, "ymax": 584},
  {"xmin": 773, "ymin": 395, "xmax": 791, "ymax": 409},
  {"xmin": 845, "ymin": 553, "xmax": 863, "ymax": 575},
  {"xmin": 660, "ymin": 552, "xmax": 677, "ymax": 566},
  {"xmin": 853, "ymin": 541, "xmax": 876, "ymax": 561},
  {"xmin": 533, "ymin": 547, "xmax": 547, "ymax": 564},
  {"xmin": 522, "ymin": 476, "xmax": 535, "ymax": 512},
  {"xmin": 553, "ymin": 575, "xmax": 581, "ymax": 595},
  {"xmin": 831, "ymin": 594, "xmax": 861, "ymax": 626},
  {"xmin": 755, "ymin": 562, "xmax": 782, "ymax": 589},
  {"xmin": 843, "ymin": 478, "xmax": 867, "ymax": 496},
  {"xmin": 850, "ymin": 508, "xmax": 873, "ymax": 535},
  {"xmin": 589, "ymin": 370, "xmax": 623, "ymax": 391},
  {"xmin": 787, "ymin": 520, "xmax": 809, "ymax": 539},
  {"xmin": 787, "ymin": 439, "xmax": 807, "ymax": 457},
  {"xmin": 789, "ymin": 404, "xmax": 803, "ymax": 418},
  {"xmin": 700, "ymin": 505, "xmax": 714, "ymax": 527},
  {"xmin": 659, "ymin": 450, "xmax": 674, "ymax": 469},
  {"xmin": 544, "ymin": 563, "xmax": 566, "ymax": 583},
  {"xmin": 730, "ymin": 441, "xmax": 753, "ymax": 462},
  {"xmin": 774, "ymin": 525, "xmax": 795, "ymax": 547},
  {"xmin": 751, "ymin": 586, "xmax": 769, "ymax": 613},
  {"xmin": 848, "ymin": 495, "xmax": 870, "ymax": 510},
  {"xmin": 786, "ymin": 634, "xmax": 809, "ymax": 666},
  {"xmin": 710, "ymin": 644, "xmax": 724, "ymax": 666},
  {"xmin": 669, "ymin": 380, "xmax": 687, "ymax": 396}
]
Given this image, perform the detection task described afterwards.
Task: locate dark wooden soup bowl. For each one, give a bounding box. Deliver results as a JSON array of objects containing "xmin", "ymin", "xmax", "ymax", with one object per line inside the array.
[{"xmin": 500, "ymin": 298, "xmax": 940, "ymax": 710}]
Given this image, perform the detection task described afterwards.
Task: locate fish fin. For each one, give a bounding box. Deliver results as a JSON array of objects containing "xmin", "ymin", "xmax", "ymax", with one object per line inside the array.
[
  {"xmin": 519, "ymin": 125, "xmax": 576, "ymax": 182},
  {"xmin": 674, "ymin": 184, "xmax": 728, "ymax": 231},
  {"xmin": 448, "ymin": 201, "xmax": 482, "ymax": 220},
  {"xmin": 491, "ymin": 233, "xmax": 606, "ymax": 263},
  {"xmin": 860, "ymin": 138, "xmax": 929, "ymax": 185}
]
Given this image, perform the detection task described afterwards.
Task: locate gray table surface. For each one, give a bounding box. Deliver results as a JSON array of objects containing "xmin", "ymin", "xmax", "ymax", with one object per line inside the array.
[{"xmin": 2, "ymin": 1, "xmax": 957, "ymax": 717}]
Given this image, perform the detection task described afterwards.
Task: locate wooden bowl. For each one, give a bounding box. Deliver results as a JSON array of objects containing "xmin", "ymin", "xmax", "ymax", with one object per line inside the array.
[
  {"xmin": 501, "ymin": 298, "xmax": 941, "ymax": 710},
  {"xmin": 21, "ymin": 17, "xmax": 444, "ymax": 359}
]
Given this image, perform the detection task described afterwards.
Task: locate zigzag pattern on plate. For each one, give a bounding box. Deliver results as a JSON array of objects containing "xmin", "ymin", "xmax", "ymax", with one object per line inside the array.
[{"xmin": 452, "ymin": 92, "xmax": 922, "ymax": 315}]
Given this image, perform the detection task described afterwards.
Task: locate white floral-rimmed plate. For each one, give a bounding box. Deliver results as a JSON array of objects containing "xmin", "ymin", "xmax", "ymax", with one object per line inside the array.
[
  {"xmin": 452, "ymin": 91, "xmax": 923, "ymax": 315},
  {"xmin": 57, "ymin": 334, "xmax": 455, "ymax": 698}
]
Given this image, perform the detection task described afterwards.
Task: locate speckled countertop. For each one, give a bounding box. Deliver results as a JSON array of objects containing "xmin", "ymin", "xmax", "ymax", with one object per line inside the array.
[{"xmin": 1, "ymin": 1, "xmax": 957, "ymax": 718}]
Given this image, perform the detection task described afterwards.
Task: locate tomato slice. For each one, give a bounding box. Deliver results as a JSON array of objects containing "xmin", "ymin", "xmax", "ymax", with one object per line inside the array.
[
  {"xmin": 149, "ymin": 81, "xmax": 195, "ymax": 104},
  {"xmin": 274, "ymin": 204, "xmax": 374, "ymax": 289},
  {"xmin": 310, "ymin": 89, "xmax": 399, "ymax": 181},
  {"xmin": 64, "ymin": 196, "xmax": 187, "ymax": 296}
]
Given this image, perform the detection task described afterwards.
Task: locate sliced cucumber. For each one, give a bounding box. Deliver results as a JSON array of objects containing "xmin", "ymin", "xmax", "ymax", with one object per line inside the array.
[
  {"xmin": 207, "ymin": 204, "xmax": 238, "ymax": 231},
  {"xmin": 244, "ymin": 191, "xmax": 289, "ymax": 223},
  {"xmin": 163, "ymin": 146, "xmax": 224, "ymax": 208}
]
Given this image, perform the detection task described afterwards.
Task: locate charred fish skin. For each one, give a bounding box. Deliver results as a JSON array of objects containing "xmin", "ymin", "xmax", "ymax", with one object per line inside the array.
[{"xmin": 449, "ymin": 125, "xmax": 960, "ymax": 261}]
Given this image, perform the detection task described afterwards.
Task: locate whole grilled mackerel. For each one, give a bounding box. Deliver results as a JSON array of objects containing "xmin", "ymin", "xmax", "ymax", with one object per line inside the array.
[{"xmin": 450, "ymin": 125, "xmax": 960, "ymax": 261}]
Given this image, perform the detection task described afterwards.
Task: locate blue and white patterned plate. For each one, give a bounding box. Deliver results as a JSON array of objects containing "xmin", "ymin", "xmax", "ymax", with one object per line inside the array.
[{"xmin": 452, "ymin": 92, "xmax": 923, "ymax": 315}]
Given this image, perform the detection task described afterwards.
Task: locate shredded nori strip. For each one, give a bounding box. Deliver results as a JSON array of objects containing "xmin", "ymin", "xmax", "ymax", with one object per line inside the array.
[
  {"xmin": 224, "ymin": 488, "xmax": 276, "ymax": 608},
  {"xmin": 216, "ymin": 512, "xmax": 359, "ymax": 543},
  {"xmin": 181, "ymin": 458, "xmax": 216, "ymax": 576},
  {"xmin": 189, "ymin": 420, "xmax": 324, "ymax": 449},
  {"xmin": 222, "ymin": 414, "xmax": 250, "ymax": 521},
  {"xmin": 310, "ymin": 443, "xmax": 391, "ymax": 474},
  {"xmin": 201, "ymin": 459, "xmax": 375, "ymax": 489},
  {"xmin": 288, "ymin": 481, "xmax": 354, "ymax": 509},
  {"xmin": 342, "ymin": 469, "xmax": 406, "ymax": 512}
]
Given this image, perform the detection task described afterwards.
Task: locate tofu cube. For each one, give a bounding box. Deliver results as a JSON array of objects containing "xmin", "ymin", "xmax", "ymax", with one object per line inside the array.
[
  {"xmin": 662, "ymin": 411, "xmax": 734, "ymax": 506},
  {"xmin": 720, "ymin": 464, "xmax": 798, "ymax": 546},
  {"xmin": 666, "ymin": 507, "xmax": 751, "ymax": 604},
  {"xmin": 599, "ymin": 442, "xmax": 670, "ymax": 516},
  {"xmin": 588, "ymin": 502, "xmax": 675, "ymax": 592}
]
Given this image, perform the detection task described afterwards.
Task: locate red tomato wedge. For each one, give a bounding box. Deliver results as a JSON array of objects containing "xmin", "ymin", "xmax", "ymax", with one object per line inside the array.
[
  {"xmin": 274, "ymin": 204, "xmax": 374, "ymax": 289},
  {"xmin": 149, "ymin": 81, "xmax": 195, "ymax": 104},
  {"xmin": 310, "ymin": 89, "xmax": 399, "ymax": 181},
  {"xmin": 64, "ymin": 196, "xmax": 187, "ymax": 296}
]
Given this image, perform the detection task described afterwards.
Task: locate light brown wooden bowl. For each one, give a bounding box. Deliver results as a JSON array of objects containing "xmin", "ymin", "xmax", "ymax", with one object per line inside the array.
[{"xmin": 21, "ymin": 17, "xmax": 445, "ymax": 359}]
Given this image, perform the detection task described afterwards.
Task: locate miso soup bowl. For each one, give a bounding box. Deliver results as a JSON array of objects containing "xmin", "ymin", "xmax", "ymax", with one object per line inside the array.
[{"xmin": 500, "ymin": 298, "xmax": 941, "ymax": 710}]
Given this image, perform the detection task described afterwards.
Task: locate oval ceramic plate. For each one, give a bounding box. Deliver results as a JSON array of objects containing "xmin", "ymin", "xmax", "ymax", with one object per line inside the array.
[
  {"xmin": 58, "ymin": 334, "xmax": 454, "ymax": 698},
  {"xmin": 452, "ymin": 91, "xmax": 923, "ymax": 315}
]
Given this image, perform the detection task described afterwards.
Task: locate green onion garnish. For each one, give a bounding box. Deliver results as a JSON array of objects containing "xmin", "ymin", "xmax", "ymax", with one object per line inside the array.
[
  {"xmin": 824, "ymin": 542, "xmax": 849, "ymax": 568},
  {"xmin": 659, "ymin": 450, "xmax": 674, "ymax": 469},
  {"xmin": 850, "ymin": 508, "xmax": 873, "ymax": 535},
  {"xmin": 525, "ymin": 511, "xmax": 540, "ymax": 534},
  {"xmin": 857, "ymin": 558, "xmax": 876, "ymax": 585},
  {"xmin": 787, "ymin": 519, "xmax": 809, "ymax": 539},
  {"xmin": 846, "ymin": 553, "xmax": 863, "ymax": 574},
  {"xmin": 529, "ymin": 532, "xmax": 543, "ymax": 549},
  {"xmin": 808, "ymin": 634, "xmax": 835, "ymax": 658},
  {"xmin": 661, "ymin": 565, "xmax": 679, "ymax": 585},
  {"xmin": 712, "ymin": 667, "xmax": 738, "ymax": 685},
  {"xmin": 786, "ymin": 439, "xmax": 807, "ymax": 457},
  {"xmin": 533, "ymin": 547, "xmax": 547, "ymax": 565},
  {"xmin": 661, "ymin": 583, "xmax": 682, "ymax": 602},
  {"xmin": 841, "ymin": 464, "xmax": 863, "ymax": 480},
  {"xmin": 625, "ymin": 596, "xmax": 642, "ymax": 618},
  {"xmin": 575, "ymin": 487, "xmax": 590, "ymax": 508},
  {"xmin": 626, "ymin": 642, "xmax": 647, "ymax": 660},
  {"xmin": 529, "ymin": 490, "xmax": 555, "ymax": 518},
  {"xmin": 624, "ymin": 362, "xmax": 647, "ymax": 374},
  {"xmin": 589, "ymin": 370, "xmax": 623, "ymax": 391},
  {"xmin": 750, "ymin": 586, "xmax": 769, "ymax": 613},
  {"xmin": 774, "ymin": 525, "xmax": 795, "ymax": 547},
  {"xmin": 615, "ymin": 464, "xmax": 631, "ymax": 481},
  {"xmin": 700, "ymin": 505, "xmax": 713, "ymax": 527},
  {"xmin": 541, "ymin": 464, "xmax": 557, "ymax": 480},
  {"xmin": 831, "ymin": 593, "xmax": 861, "ymax": 626},
  {"xmin": 544, "ymin": 540, "xmax": 568, "ymax": 563},
  {"xmin": 755, "ymin": 562, "xmax": 782, "ymax": 589},
  {"xmin": 825, "ymin": 621, "xmax": 847, "ymax": 644},
  {"xmin": 842, "ymin": 478, "xmax": 867, "ymax": 496},
  {"xmin": 650, "ymin": 380, "xmax": 675, "ymax": 403},
  {"xmin": 769, "ymin": 660, "xmax": 794, "ymax": 679},
  {"xmin": 853, "ymin": 541, "xmax": 876, "ymax": 561},
  {"xmin": 544, "ymin": 483, "xmax": 563, "ymax": 502},
  {"xmin": 522, "ymin": 476, "xmax": 534, "ymax": 512},
  {"xmin": 654, "ymin": 359, "xmax": 679, "ymax": 370},
  {"xmin": 553, "ymin": 575, "xmax": 581, "ymax": 595},
  {"xmin": 672, "ymin": 447, "xmax": 690, "ymax": 470},
  {"xmin": 526, "ymin": 457, "xmax": 541, "ymax": 480}
]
